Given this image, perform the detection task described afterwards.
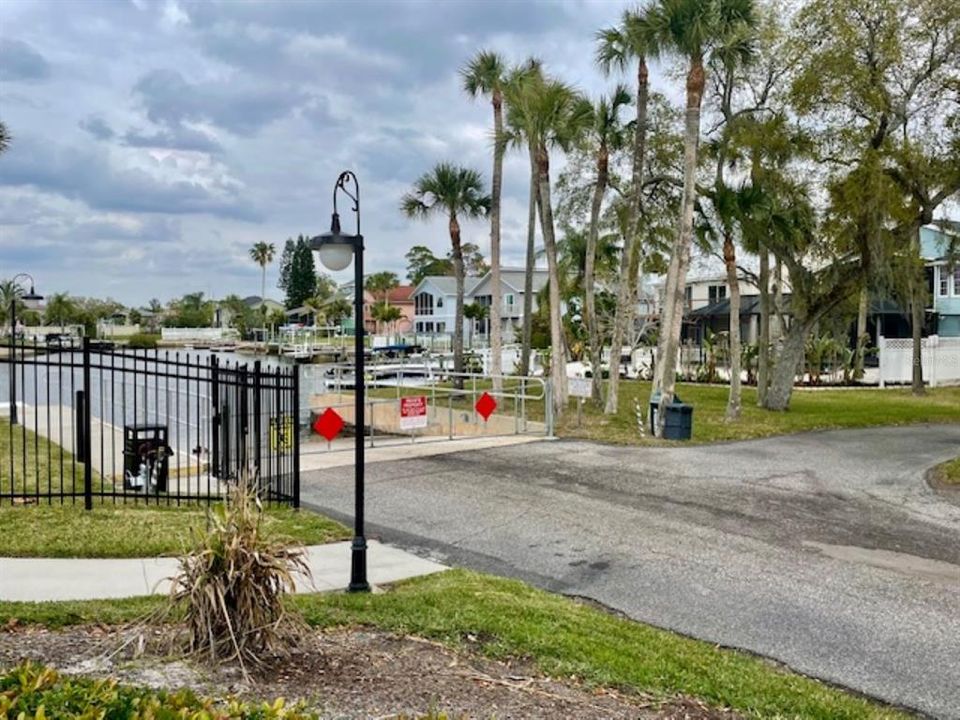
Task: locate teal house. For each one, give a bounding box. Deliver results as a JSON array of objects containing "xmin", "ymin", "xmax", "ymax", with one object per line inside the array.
[{"xmin": 922, "ymin": 224, "xmax": 960, "ymax": 337}]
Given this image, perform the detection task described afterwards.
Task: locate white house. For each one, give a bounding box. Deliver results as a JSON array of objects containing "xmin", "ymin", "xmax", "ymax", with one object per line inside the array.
[{"xmin": 411, "ymin": 267, "xmax": 550, "ymax": 341}]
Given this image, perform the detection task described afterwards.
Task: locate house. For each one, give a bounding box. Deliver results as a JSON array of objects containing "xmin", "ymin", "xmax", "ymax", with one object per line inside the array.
[
  {"xmin": 411, "ymin": 268, "xmax": 550, "ymax": 340},
  {"xmin": 922, "ymin": 223, "xmax": 960, "ymax": 337},
  {"xmin": 338, "ymin": 281, "xmax": 416, "ymax": 334},
  {"xmin": 215, "ymin": 296, "xmax": 284, "ymax": 328}
]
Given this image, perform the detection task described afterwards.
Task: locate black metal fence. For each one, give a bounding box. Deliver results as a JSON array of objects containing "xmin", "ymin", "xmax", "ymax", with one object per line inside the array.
[{"xmin": 1, "ymin": 337, "xmax": 299, "ymax": 508}]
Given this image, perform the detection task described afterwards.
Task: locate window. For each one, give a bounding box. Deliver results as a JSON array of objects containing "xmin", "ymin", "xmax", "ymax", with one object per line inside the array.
[
  {"xmin": 415, "ymin": 293, "xmax": 434, "ymax": 316},
  {"xmin": 436, "ymin": 322, "xmax": 445, "ymax": 333},
  {"xmin": 436, "ymin": 297, "xmax": 443, "ymax": 308},
  {"xmin": 954, "ymin": 267, "xmax": 960, "ymax": 296},
  {"xmin": 708, "ymin": 284, "xmax": 727, "ymax": 305},
  {"xmin": 684, "ymin": 286, "xmax": 693, "ymax": 309},
  {"xmin": 505, "ymin": 293, "xmax": 514, "ymax": 306},
  {"xmin": 416, "ymin": 322, "xmax": 422, "ymax": 332},
  {"xmin": 940, "ymin": 267, "xmax": 950, "ymax": 297}
]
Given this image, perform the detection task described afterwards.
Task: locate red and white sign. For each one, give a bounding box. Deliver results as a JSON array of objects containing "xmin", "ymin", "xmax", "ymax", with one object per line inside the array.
[{"xmin": 399, "ymin": 395, "xmax": 428, "ymax": 430}]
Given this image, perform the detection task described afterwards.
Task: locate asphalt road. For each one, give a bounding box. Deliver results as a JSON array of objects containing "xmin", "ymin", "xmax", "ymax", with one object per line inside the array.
[{"xmin": 301, "ymin": 424, "xmax": 960, "ymax": 718}]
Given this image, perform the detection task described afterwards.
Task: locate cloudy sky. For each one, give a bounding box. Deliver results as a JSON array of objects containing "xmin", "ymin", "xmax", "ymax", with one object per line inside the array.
[{"xmin": 0, "ymin": 0, "xmax": 684, "ymax": 306}]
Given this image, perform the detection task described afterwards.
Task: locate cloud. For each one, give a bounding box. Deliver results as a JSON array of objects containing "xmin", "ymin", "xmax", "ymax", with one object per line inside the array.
[
  {"xmin": 0, "ymin": 135, "xmax": 258, "ymax": 220},
  {"xmin": 123, "ymin": 124, "xmax": 222, "ymax": 153},
  {"xmin": 132, "ymin": 68, "xmax": 305, "ymax": 137},
  {"xmin": 0, "ymin": 38, "xmax": 51, "ymax": 81},
  {"xmin": 79, "ymin": 115, "xmax": 115, "ymax": 141}
]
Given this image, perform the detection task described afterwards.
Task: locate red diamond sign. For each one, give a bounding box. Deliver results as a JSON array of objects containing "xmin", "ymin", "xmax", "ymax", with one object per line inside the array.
[
  {"xmin": 475, "ymin": 391, "xmax": 497, "ymax": 421},
  {"xmin": 312, "ymin": 408, "xmax": 344, "ymax": 441}
]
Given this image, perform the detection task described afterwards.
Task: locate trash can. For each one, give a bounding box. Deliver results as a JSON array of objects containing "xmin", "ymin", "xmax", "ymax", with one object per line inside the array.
[
  {"xmin": 663, "ymin": 402, "xmax": 693, "ymax": 441},
  {"xmin": 123, "ymin": 424, "xmax": 170, "ymax": 492},
  {"xmin": 649, "ymin": 391, "xmax": 682, "ymax": 435}
]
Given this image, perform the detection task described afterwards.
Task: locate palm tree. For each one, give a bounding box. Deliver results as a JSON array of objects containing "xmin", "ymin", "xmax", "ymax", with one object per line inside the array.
[
  {"xmin": 44, "ymin": 293, "xmax": 76, "ymax": 332},
  {"xmin": 582, "ymin": 85, "xmax": 631, "ymax": 404},
  {"xmin": 643, "ymin": 0, "xmax": 757, "ymax": 434},
  {"xmin": 503, "ymin": 58, "xmax": 544, "ymax": 377},
  {"xmin": 506, "ymin": 72, "xmax": 592, "ymax": 416},
  {"xmin": 0, "ymin": 120, "xmax": 11, "ymax": 155},
  {"xmin": 1, "ymin": 279, "xmax": 23, "ymax": 337},
  {"xmin": 402, "ymin": 163, "xmax": 491, "ymax": 384},
  {"xmin": 463, "ymin": 301, "xmax": 489, "ymax": 348},
  {"xmin": 365, "ymin": 271, "xmax": 400, "ymax": 332},
  {"xmin": 462, "ymin": 50, "xmax": 509, "ymax": 387},
  {"xmin": 249, "ymin": 241, "xmax": 276, "ymax": 320}
]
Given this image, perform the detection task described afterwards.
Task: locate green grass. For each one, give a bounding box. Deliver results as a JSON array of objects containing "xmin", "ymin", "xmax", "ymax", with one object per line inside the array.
[
  {"xmin": 557, "ymin": 382, "xmax": 960, "ymax": 444},
  {"xmin": 0, "ymin": 504, "xmax": 350, "ymax": 558},
  {"xmin": 0, "ymin": 570, "xmax": 905, "ymax": 719},
  {"xmin": 0, "ymin": 418, "xmax": 101, "ymax": 497},
  {"xmin": 932, "ymin": 456, "xmax": 960, "ymax": 487}
]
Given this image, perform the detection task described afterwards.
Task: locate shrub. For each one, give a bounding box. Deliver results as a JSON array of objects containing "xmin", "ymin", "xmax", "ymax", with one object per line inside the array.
[
  {"xmin": 126, "ymin": 333, "xmax": 160, "ymax": 349},
  {"xmin": 0, "ymin": 661, "xmax": 312, "ymax": 719},
  {"xmin": 169, "ymin": 474, "xmax": 310, "ymax": 670}
]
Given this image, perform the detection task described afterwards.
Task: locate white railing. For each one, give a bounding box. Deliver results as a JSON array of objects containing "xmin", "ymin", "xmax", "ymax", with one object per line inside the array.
[
  {"xmin": 878, "ymin": 335, "xmax": 960, "ymax": 387},
  {"xmin": 160, "ymin": 328, "xmax": 239, "ymax": 343}
]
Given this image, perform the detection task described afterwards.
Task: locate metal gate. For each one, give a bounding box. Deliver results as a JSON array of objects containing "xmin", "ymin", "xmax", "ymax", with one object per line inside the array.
[{"xmin": 1, "ymin": 337, "xmax": 299, "ymax": 508}]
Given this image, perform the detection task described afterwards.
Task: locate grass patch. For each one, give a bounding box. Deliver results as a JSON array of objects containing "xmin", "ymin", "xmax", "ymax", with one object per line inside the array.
[
  {"xmin": 556, "ymin": 382, "xmax": 960, "ymax": 444},
  {"xmin": 0, "ymin": 504, "xmax": 349, "ymax": 558},
  {"xmin": 931, "ymin": 456, "xmax": 960, "ymax": 487},
  {"xmin": 0, "ymin": 418, "xmax": 101, "ymax": 497},
  {"xmin": 0, "ymin": 570, "xmax": 907, "ymax": 719}
]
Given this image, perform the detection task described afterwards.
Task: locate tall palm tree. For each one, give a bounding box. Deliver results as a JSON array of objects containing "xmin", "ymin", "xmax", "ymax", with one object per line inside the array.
[
  {"xmin": 1, "ymin": 279, "xmax": 23, "ymax": 337},
  {"xmin": 596, "ymin": 8, "xmax": 659, "ymax": 414},
  {"xmin": 462, "ymin": 50, "xmax": 509, "ymax": 387},
  {"xmin": 402, "ymin": 163, "xmax": 491, "ymax": 384},
  {"xmin": 643, "ymin": 0, "xmax": 757, "ymax": 434},
  {"xmin": 249, "ymin": 241, "xmax": 276, "ymax": 321},
  {"xmin": 506, "ymin": 73, "xmax": 592, "ymax": 416},
  {"xmin": 503, "ymin": 58, "xmax": 543, "ymax": 377},
  {"xmin": 365, "ymin": 271, "xmax": 400, "ymax": 332},
  {"xmin": 583, "ymin": 85, "xmax": 631, "ymax": 404}
]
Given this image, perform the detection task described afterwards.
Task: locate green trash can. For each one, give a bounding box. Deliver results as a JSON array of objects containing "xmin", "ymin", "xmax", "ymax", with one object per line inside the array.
[
  {"xmin": 650, "ymin": 391, "xmax": 683, "ymax": 436},
  {"xmin": 663, "ymin": 402, "xmax": 693, "ymax": 440}
]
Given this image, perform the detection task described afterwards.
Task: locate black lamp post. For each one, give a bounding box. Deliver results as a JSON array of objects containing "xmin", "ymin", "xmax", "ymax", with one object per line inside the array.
[
  {"xmin": 309, "ymin": 171, "xmax": 369, "ymax": 593},
  {"xmin": 8, "ymin": 273, "xmax": 43, "ymax": 426}
]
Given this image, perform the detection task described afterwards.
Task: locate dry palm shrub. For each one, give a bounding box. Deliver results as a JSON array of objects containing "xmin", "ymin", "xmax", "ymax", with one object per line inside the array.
[{"xmin": 168, "ymin": 472, "xmax": 311, "ymax": 672}]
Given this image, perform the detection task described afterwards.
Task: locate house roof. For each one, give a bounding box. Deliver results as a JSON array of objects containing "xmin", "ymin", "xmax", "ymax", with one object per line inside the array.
[
  {"xmin": 384, "ymin": 285, "xmax": 414, "ymax": 303},
  {"xmin": 689, "ymin": 294, "xmax": 906, "ymax": 318},
  {"xmin": 413, "ymin": 275, "xmax": 481, "ymax": 296},
  {"xmin": 242, "ymin": 296, "xmax": 282, "ymax": 307}
]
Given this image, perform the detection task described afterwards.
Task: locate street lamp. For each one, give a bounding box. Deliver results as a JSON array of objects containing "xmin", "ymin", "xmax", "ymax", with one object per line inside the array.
[
  {"xmin": 309, "ymin": 171, "xmax": 369, "ymax": 593},
  {"xmin": 8, "ymin": 273, "xmax": 43, "ymax": 426}
]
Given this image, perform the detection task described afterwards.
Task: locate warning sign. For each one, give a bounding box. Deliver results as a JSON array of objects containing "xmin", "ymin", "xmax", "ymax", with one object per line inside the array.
[
  {"xmin": 269, "ymin": 415, "xmax": 294, "ymax": 451},
  {"xmin": 399, "ymin": 395, "xmax": 428, "ymax": 430}
]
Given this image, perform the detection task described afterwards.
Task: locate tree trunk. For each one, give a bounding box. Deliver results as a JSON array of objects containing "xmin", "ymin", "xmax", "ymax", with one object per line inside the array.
[
  {"xmin": 449, "ymin": 215, "xmax": 465, "ymax": 389},
  {"xmin": 490, "ymin": 90, "xmax": 504, "ymax": 390},
  {"xmin": 854, "ymin": 284, "xmax": 868, "ymax": 380},
  {"xmin": 585, "ymin": 145, "xmax": 608, "ymax": 405},
  {"xmin": 536, "ymin": 145, "xmax": 567, "ymax": 417},
  {"xmin": 520, "ymin": 142, "xmax": 538, "ymax": 377},
  {"xmin": 606, "ymin": 57, "xmax": 649, "ymax": 416},
  {"xmin": 909, "ymin": 233, "xmax": 925, "ymax": 395},
  {"xmin": 723, "ymin": 232, "xmax": 741, "ymax": 420},
  {"xmin": 656, "ymin": 58, "xmax": 705, "ymax": 437},
  {"xmin": 764, "ymin": 319, "xmax": 813, "ymax": 411},
  {"xmin": 757, "ymin": 249, "xmax": 770, "ymax": 406}
]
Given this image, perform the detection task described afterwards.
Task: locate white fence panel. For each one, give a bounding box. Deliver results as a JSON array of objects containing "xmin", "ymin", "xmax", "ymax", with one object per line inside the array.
[{"xmin": 879, "ymin": 335, "xmax": 960, "ymax": 387}]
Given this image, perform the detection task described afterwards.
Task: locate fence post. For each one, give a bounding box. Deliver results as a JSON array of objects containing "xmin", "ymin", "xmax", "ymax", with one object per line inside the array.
[
  {"xmin": 292, "ymin": 366, "xmax": 301, "ymax": 509},
  {"xmin": 545, "ymin": 378, "xmax": 554, "ymax": 438},
  {"xmin": 210, "ymin": 355, "xmax": 220, "ymax": 477},
  {"xmin": 82, "ymin": 337, "xmax": 93, "ymax": 510}
]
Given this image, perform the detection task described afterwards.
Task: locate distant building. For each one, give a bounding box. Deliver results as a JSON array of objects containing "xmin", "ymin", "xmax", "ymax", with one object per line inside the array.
[{"xmin": 922, "ymin": 223, "xmax": 960, "ymax": 337}]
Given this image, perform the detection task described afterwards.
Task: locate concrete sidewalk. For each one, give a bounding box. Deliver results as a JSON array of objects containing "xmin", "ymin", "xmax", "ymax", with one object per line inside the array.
[{"xmin": 0, "ymin": 541, "xmax": 446, "ymax": 602}]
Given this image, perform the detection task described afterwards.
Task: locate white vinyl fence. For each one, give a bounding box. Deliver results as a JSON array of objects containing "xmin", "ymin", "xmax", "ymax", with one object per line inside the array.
[{"xmin": 879, "ymin": 335, "xmax": 960, "ymax": 387}]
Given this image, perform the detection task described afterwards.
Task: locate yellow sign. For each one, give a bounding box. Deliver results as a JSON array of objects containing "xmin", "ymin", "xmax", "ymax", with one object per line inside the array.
[{"xmin": 269, "ymin": 415, "xmax": 294, "ymax": 451}]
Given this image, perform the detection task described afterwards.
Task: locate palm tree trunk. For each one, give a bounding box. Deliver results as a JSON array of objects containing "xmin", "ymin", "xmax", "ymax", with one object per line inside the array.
[
  {"xmin": 490, "ymin": 90, "xmax": 504, "ymax": 390},
  {"xmin": 260, "ymin": 264, "xmax": 267, "ymax": 350},
  {"xmin": 607, "ymin": 57, "xmax": 649, "ymax": 416},
  {"xmin": 723, "ymin": 232, "xmax": 741, "ymax": 420},
  {"xmin": 521, "ymin": 142, "xmax": 538, "ymax": 377},
  {"xmin": 765, "ymin": 318, "xmax": 814, "ymax": 410},
  {"xmin": 854, "ymin": 284, "xmax": 868, "ymax": 380},
  {"xmin": 450, "ymin": 215, "xmax": 466, "ymax": 390},
  {"xmin": 757, "ymin": 248, "xmax": 770, "ymax": 406},
  {"xmin": 656, "ymin": 58, "xmax": 705, "ymax": 436},
  {"xmin": 585, "ymin": 146, "xmax": 608, "ymax": 406},
  {"xmin": 536, "ymin": 145, "xmax": 567, "ymax": 417}
]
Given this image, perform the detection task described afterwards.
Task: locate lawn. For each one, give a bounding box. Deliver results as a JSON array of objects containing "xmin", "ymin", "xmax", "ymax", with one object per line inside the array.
[
  {"xmin": 368, "ymin": 380, "xmax": 960, "ymax": 444},
  {"xmin": 0, "ymin": 503, "xmax": 349, "ymax": 558},
  {"xmin": 0, "ymin": 570, "xmax": 907, "ymax": 720},
  {"xmin": 0, "ymin": 417, "xmax": 99, "ymax": 498}
]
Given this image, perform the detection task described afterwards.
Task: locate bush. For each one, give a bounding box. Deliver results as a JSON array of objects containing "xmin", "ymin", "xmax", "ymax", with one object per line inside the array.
[
  {"xmin": 126, "ymin": 333, "xmax": 160, "ymax": 349},
  {"xmin": 0, "ymin": 662, "xmax": 313, "ymax": 719},
  {"xmin": 169, "ymin": 474, "xmax": 310, "ymax": 669}
]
